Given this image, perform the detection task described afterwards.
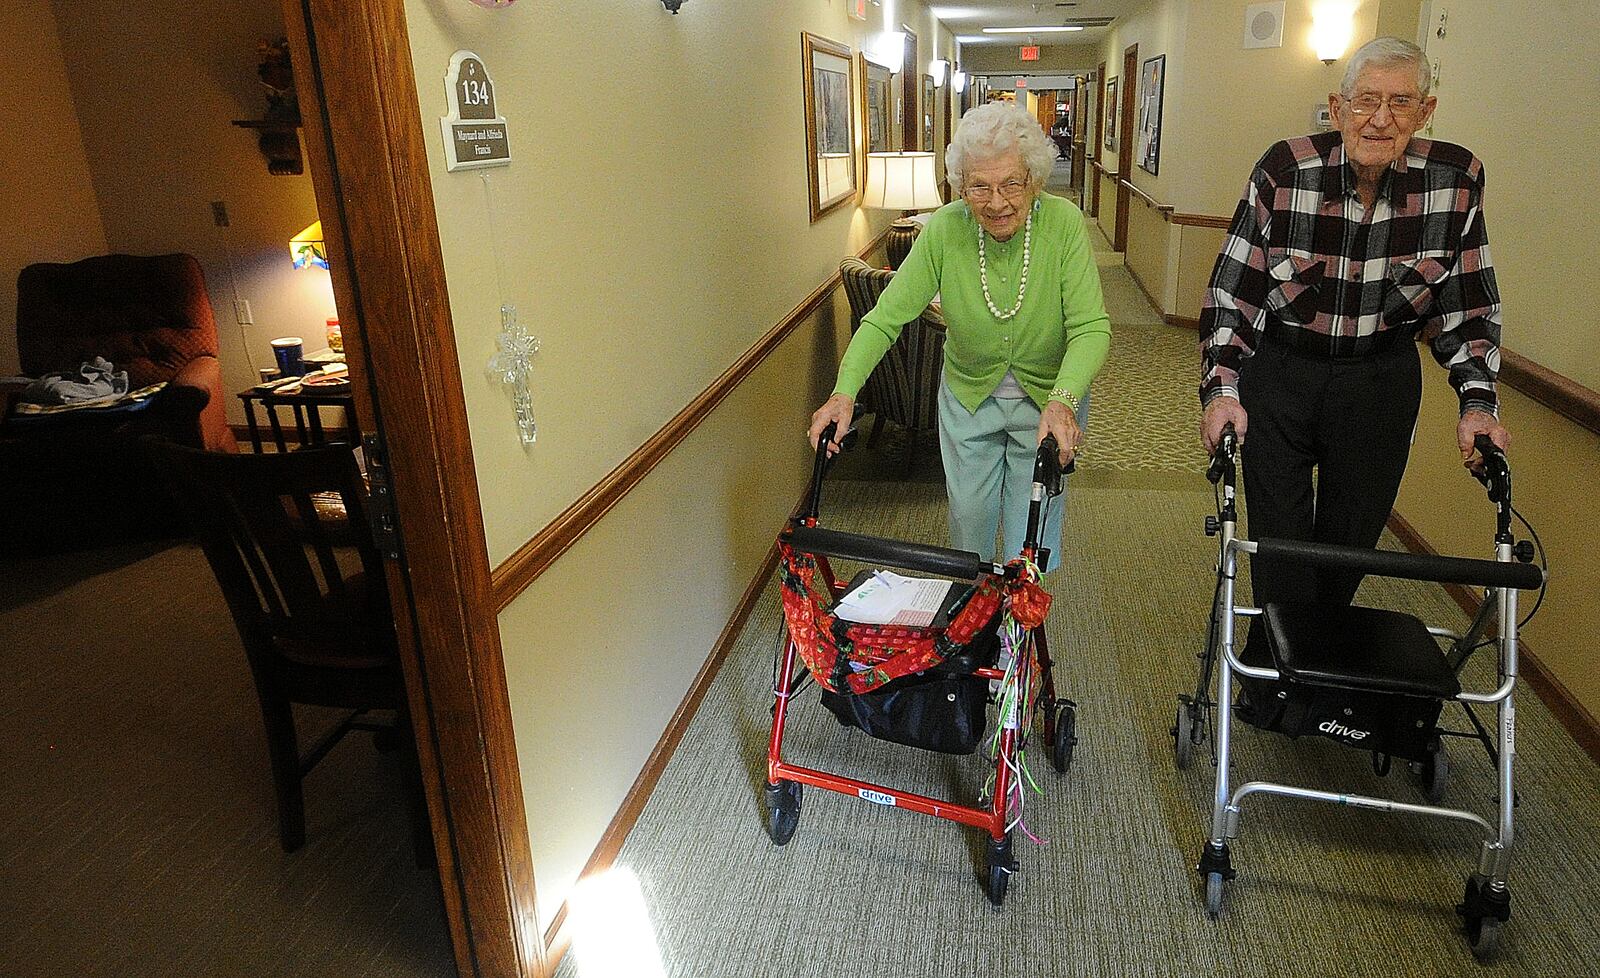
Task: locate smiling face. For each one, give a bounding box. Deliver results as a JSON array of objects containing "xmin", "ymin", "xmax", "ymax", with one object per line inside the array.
[
  {"xmin": 1329, "ymin": 62, "xmax": 1436, "ymax": 186},
  {"xmin": 960, "ymin": 149, "xmax": 1039, "ymax": 242}
]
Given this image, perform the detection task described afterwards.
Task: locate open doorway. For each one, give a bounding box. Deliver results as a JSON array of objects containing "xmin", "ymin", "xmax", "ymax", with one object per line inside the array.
[{"xmin": 0, "ymin": 1, "xmax": 464, "ymax": 974}]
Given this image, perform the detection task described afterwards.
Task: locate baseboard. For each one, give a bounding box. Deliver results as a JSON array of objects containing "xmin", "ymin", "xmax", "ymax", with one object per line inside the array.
[
  {"xmin": 539, "ymin": 538, "xmax": 783, "ymax": 973},
  {"xmin": 1387, "ymin": 509, "xmax": 1600, "ymax": 767},
  {"xmin": 1163, "ymin": 314, "xmax": 1200, "ymax": 331}
]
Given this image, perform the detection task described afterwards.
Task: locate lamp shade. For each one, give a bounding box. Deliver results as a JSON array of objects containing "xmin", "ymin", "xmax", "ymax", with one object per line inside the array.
[
  {"xmin": 861, "ymin": 152, "xmax": 943, "ymax": 211},
  {"xmin": 289, "ymin": 220, "xmax": 328, "ymax": 270}
]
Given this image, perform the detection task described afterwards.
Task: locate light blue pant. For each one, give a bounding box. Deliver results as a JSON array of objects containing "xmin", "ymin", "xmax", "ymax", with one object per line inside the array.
[{"xmin": 936, "ymin": 380, "xmax": 1087, "ymax": 573}]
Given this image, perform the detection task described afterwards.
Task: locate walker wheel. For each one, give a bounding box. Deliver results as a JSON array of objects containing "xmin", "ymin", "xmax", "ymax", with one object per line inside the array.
[
  {"xmin": 1051, "ymin": 703, "xmax": 1077, "ymax": 774},
  {"xmin": 984, "ymin": 835, "xmax": 1015, "ymax": 907},
  {"xmin": 1418, "ymin": 740, "xmax": 1449, "ymax": 804},
  {"xmin": 1467, "ymin": 917, "xmax": 1501, "ymax": 960},
  {"xmin": 764, "ymin": 780, "xmax": 802, "ymax": 846},
  {"xmin": 1173, "ymin": 705, "xmax": 1195, "ymax": 771},
  {"xmin": 1457, "ymin": 874, "xmax": 1510, "ymax": 961},
  {"xmin": 1204, "ymin": 872, "xmax": 1225, "ymax": 918}
]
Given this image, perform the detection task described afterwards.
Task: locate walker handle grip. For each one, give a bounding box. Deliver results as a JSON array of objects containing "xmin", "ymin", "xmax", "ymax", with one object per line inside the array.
[
  {"xmin": 788, "ymin": 526, "xmax": 987, "ymax": 580},
  {"xmin": 1253, "ymin": 537, "xmax": 1542, "ymax": 590}
]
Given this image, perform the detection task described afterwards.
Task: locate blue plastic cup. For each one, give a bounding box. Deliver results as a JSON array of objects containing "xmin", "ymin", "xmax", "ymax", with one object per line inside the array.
[{"xmin": 270, "ymin": 336, "xmax": 305, "ymax": 376}]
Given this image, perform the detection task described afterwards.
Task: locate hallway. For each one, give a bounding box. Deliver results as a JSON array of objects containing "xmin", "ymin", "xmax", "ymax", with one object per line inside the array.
[{"xmin": 554, "ymin": 240, "xmax": 1600, "ymax": 977}]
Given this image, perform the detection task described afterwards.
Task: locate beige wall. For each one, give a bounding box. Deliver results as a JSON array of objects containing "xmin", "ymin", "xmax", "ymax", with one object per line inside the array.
[
  {"xmin": 0, "ymin": 0, "xmax": 107, "ymax": 373},
  {"xmin": 400, "ymin": 0, "xmax": 949, "ymax": 927},
  {"xmin": 48, "ymin": 0, "xmax": 333, "ymax": 422},
  {"xmin": 1396, "ymin": 1, "xmax": 1600, "ymax": 722}
]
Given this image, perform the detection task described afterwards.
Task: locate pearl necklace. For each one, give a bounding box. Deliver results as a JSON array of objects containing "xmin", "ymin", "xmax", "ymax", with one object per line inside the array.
[{"xmin": 977, "ymin": 200, "xmax": 1035, "ymax": 320}]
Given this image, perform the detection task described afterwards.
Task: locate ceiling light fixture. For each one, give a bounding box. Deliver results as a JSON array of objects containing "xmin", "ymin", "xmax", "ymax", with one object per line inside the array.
[{"xmin": 981, "ymin": 25, "xmax": 1084, "ymax": 33}]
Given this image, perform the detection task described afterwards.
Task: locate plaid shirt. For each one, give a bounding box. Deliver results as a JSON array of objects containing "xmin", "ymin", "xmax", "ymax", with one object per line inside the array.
[{"xmin": 1200, "ymin": 131, "xmax": 1501, "ymax": 415}]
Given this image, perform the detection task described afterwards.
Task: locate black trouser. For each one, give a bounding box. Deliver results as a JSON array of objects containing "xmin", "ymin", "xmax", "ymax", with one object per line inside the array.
[{"xmin": 1238, "ymin": 336, "xmax": 1423, "ymax": 662}]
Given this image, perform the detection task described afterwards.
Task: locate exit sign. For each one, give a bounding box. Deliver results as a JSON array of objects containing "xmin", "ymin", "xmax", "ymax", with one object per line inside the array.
[
  {"xmin": 848, "ymin": 0, "xmax": 868, "ymax": 20},
  {"xmin": 1020, "ymin": 45, "xmax": 1040, "ymax": 61}
]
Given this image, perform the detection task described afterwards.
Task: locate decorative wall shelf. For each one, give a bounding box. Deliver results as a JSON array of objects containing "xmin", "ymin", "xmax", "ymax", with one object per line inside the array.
[{"xmin": 232, "ymin": 118, "xmax": 304, "ymax": 175}]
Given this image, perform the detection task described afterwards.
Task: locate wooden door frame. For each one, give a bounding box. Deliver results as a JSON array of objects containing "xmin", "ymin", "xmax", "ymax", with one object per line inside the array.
[
  {"xmin": 1091, "ymin": 61, "xmax": 1106, "ymax": 218},
  {"xmin": 1114, "ymin": 44, "xmax": 1137, "ymax": 252},
  {"xmin": 280, "ymin": 1, "xmax": 538, "ymax": 975}
]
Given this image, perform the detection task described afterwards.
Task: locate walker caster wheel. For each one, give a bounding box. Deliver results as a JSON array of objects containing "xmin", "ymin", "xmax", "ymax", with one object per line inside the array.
[
  {"xmin": 984, "ymin": 835, "xmax": 1015, "ymax": 907},
  {"xmin": 764, "ymin": 780, "xmax": 802, "ymax": 846},
  {"xmin": 1052, "ymin": 703, "xmax": 1077, "ymax": 774},
  {"xmin": 1173, "ymin": 704, "xmax": 1200, "ymax": 770},
  {"xmin": 1417, "ymin": 740, "xmax": 1449, "ymax": 804},
  {"xmin": 1457, "ymin": 874, "xmax": 1511, "ymax": 961},
  {"xmin": 1196, "ymin": 842, "xmax": 1235, "ymax": 919},
  {"xmin": 1204, "ymin": 872, "xmax": 1225, "ymax": 918}
]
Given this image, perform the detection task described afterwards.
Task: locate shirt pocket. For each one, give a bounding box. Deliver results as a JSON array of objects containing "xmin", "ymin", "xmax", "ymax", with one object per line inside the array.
[
  {"xmin": 1262, "ymin": 248, "xmax": 1325, "ymax": 326},
  {"xmin": 1383, "ymin": 254, "xmax": 1452, "ymax": 327}
]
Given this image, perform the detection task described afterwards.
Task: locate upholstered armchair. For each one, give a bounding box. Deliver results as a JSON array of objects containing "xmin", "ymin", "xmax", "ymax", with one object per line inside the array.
[
  {"xmin": 1, "ymin": 253, "xmax": 236, "ymax": 551},
  {"xmin": 12, "ymin": 253, "xmax": 236, "ymax": 451},
  {"xmin": 838, "ymin": 257, "xmax": 946, "ymax": 476}
]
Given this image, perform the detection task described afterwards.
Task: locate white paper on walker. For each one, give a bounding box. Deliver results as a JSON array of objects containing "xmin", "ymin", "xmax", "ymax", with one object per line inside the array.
[{"xmin": 833, "ymin": 570, "xmax": 953, "ymax": 627}]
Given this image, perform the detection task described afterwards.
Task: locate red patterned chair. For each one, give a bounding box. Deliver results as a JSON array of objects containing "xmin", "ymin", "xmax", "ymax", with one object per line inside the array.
[{"xmin": 1, "ymin": 253, "xmax": 236, "ymax": 551}]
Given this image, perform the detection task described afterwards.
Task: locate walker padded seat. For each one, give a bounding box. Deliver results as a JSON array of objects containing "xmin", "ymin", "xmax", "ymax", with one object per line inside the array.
[{"xmin": 1263, "ymin": 602, "xmax": 1461, "ymax": 700}]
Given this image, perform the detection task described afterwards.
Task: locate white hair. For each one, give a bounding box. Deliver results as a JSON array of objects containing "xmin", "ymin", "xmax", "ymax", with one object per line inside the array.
[
  {"xmin": 945, "ymin": 101, "xmax": 1059, "ymax": 191},
  {"xmin": 1341, "ymin": 36, "xmax": 1430, "ymax": 97}
]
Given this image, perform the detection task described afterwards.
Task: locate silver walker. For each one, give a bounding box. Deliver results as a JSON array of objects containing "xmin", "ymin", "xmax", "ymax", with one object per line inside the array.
[{"xmin": 1174, "ymin": 425, "xmax": 1545, "ymax": 959}]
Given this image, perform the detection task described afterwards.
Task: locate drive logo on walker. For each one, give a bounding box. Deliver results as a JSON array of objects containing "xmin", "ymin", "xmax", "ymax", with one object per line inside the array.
[
  {"xmin": 1318, "ymin": 719, "xmax": 1371, "ymax": 741},
  {"xmin": 858, "ymin": 788, "xmax": 898, "ymax": 807}
]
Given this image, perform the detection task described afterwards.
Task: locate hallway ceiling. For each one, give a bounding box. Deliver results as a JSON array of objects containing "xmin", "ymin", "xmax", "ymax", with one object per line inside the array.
[{"xmin": 929, "ymin": 1, "xmax": 1131, "ymax": 48}]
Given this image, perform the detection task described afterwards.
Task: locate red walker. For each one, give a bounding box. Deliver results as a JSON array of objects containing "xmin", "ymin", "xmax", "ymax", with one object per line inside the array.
[{"xmin": 764, "ymin": 424, "xmax": 1076, "ymax": 905}]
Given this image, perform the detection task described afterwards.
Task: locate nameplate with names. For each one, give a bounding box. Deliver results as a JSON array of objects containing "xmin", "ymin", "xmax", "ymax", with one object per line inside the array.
[{"xmin": 440, "ymin": 50, "xmax": 512, "ymax": 171}]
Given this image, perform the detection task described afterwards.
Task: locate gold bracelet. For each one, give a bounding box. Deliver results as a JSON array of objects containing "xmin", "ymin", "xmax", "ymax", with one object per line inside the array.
[{"xmin": 1048, "ymin": 387, "xmax": 1079, "ymax": 413}]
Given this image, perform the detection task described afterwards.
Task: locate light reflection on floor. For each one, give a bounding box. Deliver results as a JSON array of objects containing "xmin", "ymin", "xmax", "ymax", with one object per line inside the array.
[{"xmin": 568, "ymin": 867, "xmax": 668, "ymax": 978}]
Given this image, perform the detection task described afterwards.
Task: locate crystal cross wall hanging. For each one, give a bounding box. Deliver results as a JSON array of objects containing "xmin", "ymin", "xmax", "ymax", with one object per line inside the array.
[{"xmin": 487, "ymin": 303, "xmax": 540, "ymax": 445}]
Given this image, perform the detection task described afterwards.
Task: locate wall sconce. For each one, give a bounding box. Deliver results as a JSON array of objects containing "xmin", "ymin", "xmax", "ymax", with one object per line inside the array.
[
  {"xmin": 659, "ymin": 0, "xmax": 686, "ymax": 12},
  {"xmin": 1311, "ymin": 2, "xmax": 1354, "ymax": 64},
  {"xmin": 929, "ymin": 59, "xmax": 949, "ymax": 88},
  {"xmin": 865, "ymin": 30, "xmax": 907, "ymax": 72},
  {"xmin": 951, "ymin": 70, "xmax": 968, "ymax": 94}
]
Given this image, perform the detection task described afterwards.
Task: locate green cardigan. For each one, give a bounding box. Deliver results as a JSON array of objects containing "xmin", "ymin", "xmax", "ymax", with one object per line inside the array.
[{"xmin": 834, "ymin": 192, "xmax": 1112, "ymax": 413}]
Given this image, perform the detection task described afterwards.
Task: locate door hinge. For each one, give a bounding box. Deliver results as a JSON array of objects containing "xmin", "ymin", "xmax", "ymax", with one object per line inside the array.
[{"xmin": 362, "ymin": 432, "xmax": 401, "ymax": 560}]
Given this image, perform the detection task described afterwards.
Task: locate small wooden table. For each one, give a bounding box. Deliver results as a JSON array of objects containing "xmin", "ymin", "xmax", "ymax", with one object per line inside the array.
[{"xmin": 237, "ymin": 383, "xmax": 357, "ymax": 453}]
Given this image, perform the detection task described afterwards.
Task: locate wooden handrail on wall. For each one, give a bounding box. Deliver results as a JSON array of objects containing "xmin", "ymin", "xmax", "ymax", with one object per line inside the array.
[
  {"xmin": 1120, "ymin": 178, "xmax": 1174, "ymax": 216},
  {"xmin": 1089, "ymin": 158, "xmax": 1117, "ymax": 179}
]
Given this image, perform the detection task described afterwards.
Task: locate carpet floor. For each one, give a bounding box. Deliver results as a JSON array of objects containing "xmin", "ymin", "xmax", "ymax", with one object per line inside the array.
[{"xmin": 557, "ymin": 247, "xmax": 1600, "ymax": 977}]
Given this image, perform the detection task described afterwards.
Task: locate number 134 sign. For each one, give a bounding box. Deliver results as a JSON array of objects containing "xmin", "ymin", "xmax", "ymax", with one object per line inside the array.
[{"xmin": 441, "ymin": 51, "xmax": 512, "ymax": 171}]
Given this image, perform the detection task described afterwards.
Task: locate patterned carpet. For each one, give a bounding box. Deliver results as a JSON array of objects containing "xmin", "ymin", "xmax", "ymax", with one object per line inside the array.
[{"xmin": 555, "ymin": 245, "xmax": 1600, "ymax": 977}]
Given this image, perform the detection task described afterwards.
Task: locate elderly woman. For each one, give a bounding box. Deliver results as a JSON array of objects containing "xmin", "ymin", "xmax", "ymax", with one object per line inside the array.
[{"xmin": 809, "ymin": 101, "xmax": 1111, "ymax": 571}]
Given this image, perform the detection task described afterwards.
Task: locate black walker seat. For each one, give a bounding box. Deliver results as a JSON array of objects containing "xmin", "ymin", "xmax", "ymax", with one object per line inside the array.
[{"xmin": 1263, "ymin": 602, "xmax": 1462, "ymax": 699}]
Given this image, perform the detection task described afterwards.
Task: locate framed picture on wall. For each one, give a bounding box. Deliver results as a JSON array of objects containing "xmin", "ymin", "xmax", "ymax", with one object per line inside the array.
[
  {"xmin": 859, "ymin": 54, "xmax": 892, "ymax": 157},
  {"xmin": 1103, "ymin": 77, "xmax": 1118, "ymax": 152},
  {"xmin": 1136, "ymin": 55, "xmax": 1165, "ymax": 175},
  {"xmin": 801, "ymin": 32, "xmax": 856, "ymax": 222},
  {"xmin": 922, "ymin": 74, "xmax": 935, "ymax": 152}
]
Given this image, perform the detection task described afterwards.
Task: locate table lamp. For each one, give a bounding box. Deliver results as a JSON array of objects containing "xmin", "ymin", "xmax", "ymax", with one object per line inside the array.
[
  {"xmin": 861, "ymin": 152, "xmax": 944, "ymax": 269},
  {"xmin": 289, "ymin": 220, "xmax": 328, "ymax": 270}
]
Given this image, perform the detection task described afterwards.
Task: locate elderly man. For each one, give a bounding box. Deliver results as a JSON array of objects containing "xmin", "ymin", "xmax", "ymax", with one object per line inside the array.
[{"xmin": 1199, "ymin": 36, "xmax": 1510, "ymax": 639}]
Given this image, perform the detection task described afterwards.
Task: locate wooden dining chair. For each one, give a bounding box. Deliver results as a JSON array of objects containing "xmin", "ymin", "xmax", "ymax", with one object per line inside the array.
[{"xmin": 145, "ymin": 438, "xmax": 425, "ymax": 855}]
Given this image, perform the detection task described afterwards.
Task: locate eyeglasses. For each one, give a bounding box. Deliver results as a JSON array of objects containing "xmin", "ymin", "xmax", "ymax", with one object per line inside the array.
[
  {"xmin": 1343, "ymin": 93, "xmax": 1426, "ymax": 120},
  {"xmin": 963, "ymin": 179, "xmax": 1029, "ymax": 203}
]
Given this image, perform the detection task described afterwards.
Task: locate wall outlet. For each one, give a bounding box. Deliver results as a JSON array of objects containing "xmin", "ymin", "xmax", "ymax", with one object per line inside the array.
[
  {"xmin": 233, "ymin": 299, "xmax": 253, "ymax": 324},
  {"xmin": 210, "ymin": 200, "xmax": 230, "ymax": 227}
]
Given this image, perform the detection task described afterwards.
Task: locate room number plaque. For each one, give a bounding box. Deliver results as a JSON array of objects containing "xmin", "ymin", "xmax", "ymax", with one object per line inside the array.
[{"xmin": 440, "ymin": 51, "xmax": 512, "ymax": 171}]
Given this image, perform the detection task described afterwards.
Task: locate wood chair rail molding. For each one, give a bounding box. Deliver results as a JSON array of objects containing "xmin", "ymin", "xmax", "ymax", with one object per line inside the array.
[
  {"xmin": 1498, "ymin": 347, "xmax": 1600, "ymax": 437},
  {"xmin": 489, "ymin": 227, "xmax": 891, "ymax": 611}
]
